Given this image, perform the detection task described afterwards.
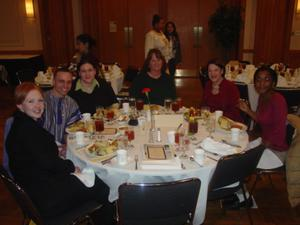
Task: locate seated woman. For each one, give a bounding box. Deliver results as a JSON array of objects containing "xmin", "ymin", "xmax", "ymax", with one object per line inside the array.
[
  {"xmin": 5, "ymin": 82, "xmax": 111, "ymax": 221},
  {"xmin": 69, "ymin": 57, "xmax": 118, "ymax": 114},
  {"xmin": 239, "ymin": 66, "xmax": 288, "ymax": 166},
  {"xmin": 202, "ymin": 59, "xmax": 242, "ymax": 122},
  {"xmin": 129, "ymin": 48, "xmax": 176, "ymax": 106}
]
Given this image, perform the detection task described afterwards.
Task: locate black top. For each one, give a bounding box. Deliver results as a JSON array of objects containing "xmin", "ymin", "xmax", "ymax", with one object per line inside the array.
[
  {"xmin": 129, "ymin": 72, "xmax": 176, "ymax": 105},
  {"xmin": 6, "ymin": 111, "xmax": 75, "ymax": 196},
  {"xmin": 69, "ymin": 78, "xmax": 118, "ymax": 114}
]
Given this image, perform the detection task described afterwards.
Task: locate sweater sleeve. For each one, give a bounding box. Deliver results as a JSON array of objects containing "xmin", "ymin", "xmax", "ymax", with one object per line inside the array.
[{"xmin": 22, "ymin": 124, "xmax": 75, "ymax": 175}]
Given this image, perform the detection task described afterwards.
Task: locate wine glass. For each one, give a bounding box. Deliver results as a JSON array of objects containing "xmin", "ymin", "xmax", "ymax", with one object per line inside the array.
[
  {"xmin": 125, "ymin": 128, "xmax": 135, "ymax": 148},
  {"xmin": 207, "ymin": 116, "xmax": 215, "ymax": 138},
  {"xmin": 180, "ymin": 135, "xmax": 190, "ymax": 159}
]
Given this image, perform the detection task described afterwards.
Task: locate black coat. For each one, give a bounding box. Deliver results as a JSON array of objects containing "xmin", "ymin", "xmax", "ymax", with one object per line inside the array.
[{"xmin": 6, "ymin": 111, "xmax": 109, "ymax": 218}]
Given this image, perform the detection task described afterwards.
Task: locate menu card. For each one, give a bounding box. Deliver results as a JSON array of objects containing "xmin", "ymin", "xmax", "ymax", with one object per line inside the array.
[
  {"xmin": 146, "ymin": 145, "xmax": 166, "ymax": 160},
  {"xmin": 100, "ymin": 128, "xmax": 117, "ymax": 135}
]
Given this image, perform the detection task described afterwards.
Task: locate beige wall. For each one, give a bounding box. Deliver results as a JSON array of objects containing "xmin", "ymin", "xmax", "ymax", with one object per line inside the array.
[{"xmin": 0, "ymin": 0, "xmax": 42, "ymax": 51}]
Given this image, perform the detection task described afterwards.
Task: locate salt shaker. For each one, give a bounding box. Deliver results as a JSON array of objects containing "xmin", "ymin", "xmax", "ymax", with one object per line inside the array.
[
  {"xmin": 156, "ymin": 128, "xmax": 161, "ymax": 142},
  {"xmin": 149, "ymin": 128, "xmax": 156, "ymax": 143}
]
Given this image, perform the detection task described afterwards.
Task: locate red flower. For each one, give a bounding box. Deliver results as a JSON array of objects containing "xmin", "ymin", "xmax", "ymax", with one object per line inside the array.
[
  {"xmin": 142, "ymin": 88, "xmax": 151, "ymax": 104},
  {"xmin": 142, "ymin": 87, "xmax": 151, "ymax": 93}
]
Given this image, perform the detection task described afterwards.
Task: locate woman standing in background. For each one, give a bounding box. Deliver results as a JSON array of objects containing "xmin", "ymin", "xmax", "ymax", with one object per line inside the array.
[
  {"xmin": 164, "ymin": 21, "xmax": 182, "ymax": 77},
  {"xmin": 145, "ymin": 14, "xmax": 171, "ymax": 64}
]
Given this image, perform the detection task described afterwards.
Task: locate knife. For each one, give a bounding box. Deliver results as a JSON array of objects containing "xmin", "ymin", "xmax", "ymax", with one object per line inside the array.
[
  {"xmin": 221, "ymin": 139, "xmax": 242, "ymax": 148},
  {"xmin": 101, "ymin": 155, "xmax": 117, "ymax": 164}
]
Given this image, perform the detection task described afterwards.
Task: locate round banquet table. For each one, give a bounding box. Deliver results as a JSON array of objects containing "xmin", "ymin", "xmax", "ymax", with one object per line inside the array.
[{"xmin": 67, "ymin": 119, "xmax": 249, "ymax": 225}]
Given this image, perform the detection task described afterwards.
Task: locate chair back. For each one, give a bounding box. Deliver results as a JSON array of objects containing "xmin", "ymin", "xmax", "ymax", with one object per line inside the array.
[
  {"xmin": 0, "ymin": 166, "xmax": 44, "ymax": 225},
  {"xmin": 3, "ymin": 117, "xmax": 13, "ymax": 177},
  {"xmin": 209, "ymin": 145, "xmax": 265, "ymax": 191},
  {"xmin": 118, "ymin": 178, "xmax": 201, "ymax": 225}
]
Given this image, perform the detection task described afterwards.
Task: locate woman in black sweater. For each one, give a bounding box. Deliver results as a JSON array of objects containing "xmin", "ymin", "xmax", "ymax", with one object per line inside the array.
[
  {"xmin": 69, "ymin": 57, "xmax": 118, "ymax": 114},
  {"xmin": 6, "ymin": 82, "xmax": 111, "ymax": 221}
]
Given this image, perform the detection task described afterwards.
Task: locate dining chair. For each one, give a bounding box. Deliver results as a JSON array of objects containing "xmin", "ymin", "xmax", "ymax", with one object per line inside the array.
[
  {"xmin": 16, "ymin": 69, "xmax": 36, "ymax": 84},
  {"xmin": 208, "ymin": 144, "xmax": 265, "ymax": 225},
  {"xmin": 0, "ymin": 165, "xmax": 102, "ymax": 225},
  {"xmin": 3, "ymin": 117, "xmax": 13, "ymax": 178},
  {"xmin": 117, "ymin": 178, "xmax": 201, "ymax": 225}
]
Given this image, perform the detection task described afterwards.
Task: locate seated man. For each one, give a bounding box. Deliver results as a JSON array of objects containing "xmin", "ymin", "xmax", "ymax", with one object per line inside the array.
[{"xmin": 42, "ymin": 67, "xmax": 81, "ymax": 145}]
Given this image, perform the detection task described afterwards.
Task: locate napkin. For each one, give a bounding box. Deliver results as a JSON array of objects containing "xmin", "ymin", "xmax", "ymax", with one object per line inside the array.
[
  {"xmin": 200, "ymin": 137, "xmax": 236, "ymax": 156},
  {"xmin": 140, "ymin": 158, "xmax": 181, "ymax": 170},
  {"xmin": 73, "ymin": 167, "xmax": 95, "ymax": 187},
  {"xmin": 153, "ymin": 114, "xmax": 184, "ymax": 128},
  {"xmin": 276, "ymin": 75, "xmax": 288, "ymax": 87}
]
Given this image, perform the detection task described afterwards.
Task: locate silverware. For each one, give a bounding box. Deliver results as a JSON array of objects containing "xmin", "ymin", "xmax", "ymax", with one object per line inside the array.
[
  {"xmin": 221, "ymin": 139, "xmax": 242, "ymax": 148},
  {"xmin": 176, "ymin": 123, "xmax": 183, "ymax": 132},
  {"xmin": 189, "ymin": 156, "xmax": 203, "ymax": 167},
  {"xmin": 181, "ymin": 162, "xmax": 186, "ymax": 170},
  {"xmin": 134, "ymin": 155, "xmax": 138, "ymax": 170},
  {"xmin": 102, "ymin": 155, "xmax": 117, "ymax": 164}
]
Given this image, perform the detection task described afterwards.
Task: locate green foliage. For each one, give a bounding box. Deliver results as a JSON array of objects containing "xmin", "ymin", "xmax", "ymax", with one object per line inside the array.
[{"xmin": 208, "ymin": 1, "xmax": 242, "ymax": 50}]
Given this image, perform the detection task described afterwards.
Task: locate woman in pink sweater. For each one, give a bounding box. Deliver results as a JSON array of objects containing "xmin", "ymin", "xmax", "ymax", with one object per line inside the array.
[
  {"xmin": 202, "ymin": 59, "xmax": 242, "ymax": 122},
  {"xmin": 239, "ymin": 66, "xmax": 288, "ymax": 164}
]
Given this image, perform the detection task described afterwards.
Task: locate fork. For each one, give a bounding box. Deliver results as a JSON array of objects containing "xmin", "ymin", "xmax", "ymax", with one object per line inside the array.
[{"xmin": 134, "ymin": 155, "xmax": 138, "ymax": 170}]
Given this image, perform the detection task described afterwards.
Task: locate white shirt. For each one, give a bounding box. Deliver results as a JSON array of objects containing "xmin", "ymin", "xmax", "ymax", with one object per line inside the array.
[{"xmin": 145, "ymin": 30, "xmax": 171, "ymax": 62}]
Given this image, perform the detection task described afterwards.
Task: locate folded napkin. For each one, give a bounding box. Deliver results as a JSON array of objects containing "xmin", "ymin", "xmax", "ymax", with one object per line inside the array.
[
  {"xmin": 276, "ymin": 75, "xmax": 288, "ymax": 87},
  {"xmin": 140, "ymin": 158, "xmax": 181, "ymax": 170},
  {"xmin": 200, "ymin": 137, "xmax": 236, "ymax": 156},
  {"xmin": 73, "ymin": 167, "xmax": 95, "ymax": 187}
]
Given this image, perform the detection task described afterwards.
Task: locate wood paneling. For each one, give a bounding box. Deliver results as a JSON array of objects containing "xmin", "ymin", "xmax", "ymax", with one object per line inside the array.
[
  {"xmin": 253, "ymin": 0, "xmax": 291, "ymax": 64},
  {"xmin": 38, "ymin": 0, "xmax": 74, "ymax": 66}
]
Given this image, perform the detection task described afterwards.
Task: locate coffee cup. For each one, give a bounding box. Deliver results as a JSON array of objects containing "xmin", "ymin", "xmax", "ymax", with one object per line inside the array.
[
  {"xmin": 75, "ymin": 131, "xmax": 85, "ymax": 146},
  {"xmin": 231, "ymin": 128, "xmax": 240, "ymax": 142},
  {"xmin": 117, "ymin": 149, "xmax": 128, "ymax": 165},
  {"xmin": 167, "ymin": 131, "xmax": 176, "ymax": 144}
]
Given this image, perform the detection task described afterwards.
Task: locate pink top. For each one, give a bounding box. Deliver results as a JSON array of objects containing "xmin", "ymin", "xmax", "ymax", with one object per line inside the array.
[
  {"xmin": 256, "ymin": 92, "xmax": 288, "ymax": 151},
  {"xmin": 203, "ymin": 79, "xmax": 242, "ymax": 122}
]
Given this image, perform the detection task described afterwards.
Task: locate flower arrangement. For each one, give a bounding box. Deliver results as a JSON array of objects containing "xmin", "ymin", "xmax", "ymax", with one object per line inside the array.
[{"xmin": 142, "ymin": 87, "xmax": 151, "ymax": 104}]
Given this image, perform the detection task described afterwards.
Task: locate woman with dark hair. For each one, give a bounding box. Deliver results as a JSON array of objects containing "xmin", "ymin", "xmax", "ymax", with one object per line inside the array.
[
  {"xmin": 239, "ymin": 66, "xmax": 288, "ymax": 164},
  {"xmin": 129, "ymin": 49, "xmax": 176, "ymax": 106},
  {"xmin": 202, "ymin": 59, "xmax": 242, "ymax": 121},
  {"xmin": 164, "ymin": 21, "xmax": 182, "ymax": 77},
  {"xmin": 5, "ymin": 82, "xmax": 112, "ymax": 221},
  {"xmin": 145, "ymin": 14, "xmax": 171, "ymax": 63},
  {"xmin": 72, "ymin": 34, "xmax": 96, "ymax": 64},
  {"xmin": 69, "ymin": 57, "xmax": 117, "ymax": 114}
]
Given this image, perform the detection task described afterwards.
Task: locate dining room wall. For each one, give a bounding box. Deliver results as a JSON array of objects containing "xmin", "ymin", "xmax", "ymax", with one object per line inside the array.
[{"xmin": 0, "ymin": 0, "xmax": 42, "ymax": 53}]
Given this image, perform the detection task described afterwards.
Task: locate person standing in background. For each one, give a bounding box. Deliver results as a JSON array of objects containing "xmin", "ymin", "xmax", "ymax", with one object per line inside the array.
[
  {"xmin": 72, "ymin": 34, "xmax": 96, "ymax": 64},
  {"xmin": 164, "ymin": 21, "xmax": 182, "ymax": 77},
  {"xmin": 145, "ymin": 14, "xmax": 171, "ymax": 64}
]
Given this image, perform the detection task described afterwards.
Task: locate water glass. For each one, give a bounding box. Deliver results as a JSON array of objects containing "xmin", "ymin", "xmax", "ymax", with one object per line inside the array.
[
  {"xmin": 164, "ymin": 98, "xmax": 172, "ymax": 112},
  {"xmin": 136, "ymin": 99, "xmax": 144, "ymax": 111}
]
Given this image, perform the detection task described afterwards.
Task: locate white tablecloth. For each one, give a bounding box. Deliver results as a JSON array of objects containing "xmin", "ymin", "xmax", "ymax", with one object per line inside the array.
[{"xmin": 67, "ymin": 121, "xmax": 249, "ymax": 225}]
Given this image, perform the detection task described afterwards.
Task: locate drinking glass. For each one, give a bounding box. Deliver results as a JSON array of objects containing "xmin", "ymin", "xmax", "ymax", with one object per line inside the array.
[
  {"xmin": 207, "ymin": 116, "xmax": 215, "ymax": 137},
  {"xmin": 176, "ymin": 97, "xmax": 183, "ymax": 109},
  {"xmin": 201, "ymin": 106, "xmax": 210, "ymax": 125},
  {"xmin": 172, "ymin": 101, "xmax": 179, "ymax": 112},
  {"xmin": 125, "ymin": 128, "xmax": 135, "ymax": 148},
  {"xmin": 129, "ymin": 97, "xmax": 136, "ymax": 109},
  {"xmin": 180, "ymin": 135, "xmax": 190, "ymax": 159},
  {"xmin": 94, "ymin": 117, "xmax": 104, "ymax": 132},
  {"xmin": 164, "ymin": 98, "xmax": 172, "ymax": 112},
  {"xmin": 136, "ymin": 99, "xmax": 144, "ymax": 111}
]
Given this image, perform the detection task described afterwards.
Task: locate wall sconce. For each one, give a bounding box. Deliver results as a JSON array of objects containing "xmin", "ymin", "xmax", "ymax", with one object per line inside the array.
[
  {"xmin": 25, "ymin": 0, "xmax": 35, "ymax": 18},
  {"xmin": 297, "ymin": 0, "xmax": 300, "ymax": 14}
]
